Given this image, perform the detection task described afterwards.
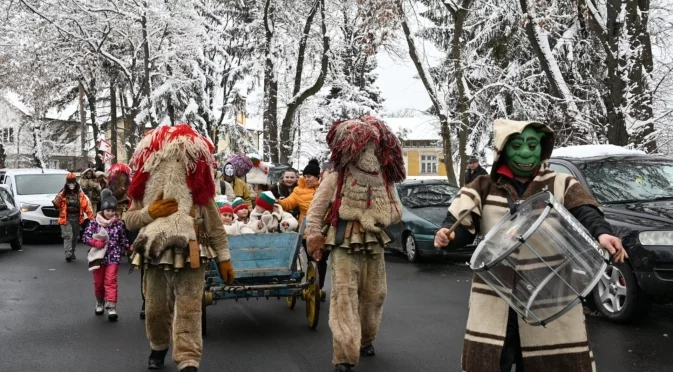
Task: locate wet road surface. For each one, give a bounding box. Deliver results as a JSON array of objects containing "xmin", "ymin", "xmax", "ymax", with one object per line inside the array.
[{"xmin": 0, "ymin": 241, "xmax": 671, "ymax": 372}]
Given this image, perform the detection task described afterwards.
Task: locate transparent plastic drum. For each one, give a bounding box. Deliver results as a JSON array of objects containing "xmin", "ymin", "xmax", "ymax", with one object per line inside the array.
[{"xmin": 469, "ymin": 192, "xmax": 608, "ymax": 326}]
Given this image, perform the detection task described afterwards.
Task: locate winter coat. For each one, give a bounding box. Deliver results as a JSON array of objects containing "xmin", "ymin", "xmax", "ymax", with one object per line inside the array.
[
  {"xmin": 82, "ymin": 213, "xmax": 130, "ymax": 265},
  {"xmin": 218, "ymin": 180, "xmax": 236, "ymax": 202},
  {"xmin": 277, "ymin": 177, "xmax": 319, "ymax": 225},
  {"xmin": 248, "ymin": 204, "xmax": 298, "ymax": 234},
  {"xmin": 464, "ymin": 165, "xmax": 488, "ymax": 185},
  {"xmin": 444, "ymin": 119, "xmax": 612, "ymax": 372},
  {"xmin": 271, "ymin": 182, "xmax": 300, "ymax": 219},
  {"xmin": 223, "ymin": 220, "xmax": 254, "ymax": 236},
  {"xmin": 52, "ymin": 187, "xmax": 95, "ymax": 225},
  {"xmin": 228, "ymin": 177, "xmax": 252, "ymax": 207}
]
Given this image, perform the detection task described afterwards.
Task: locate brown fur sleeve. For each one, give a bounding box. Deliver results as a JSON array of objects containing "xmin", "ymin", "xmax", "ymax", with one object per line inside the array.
[
  {"xmin": 122, "ymin": 200, "xmax": 154, "ymax": 231},
  {"xmin": 305, "ymin": 171, "xmax": 338, "ymax": 237},
  {"xmin": 203, "ymin": 199, "xmax": 231, "ymax": 262}
]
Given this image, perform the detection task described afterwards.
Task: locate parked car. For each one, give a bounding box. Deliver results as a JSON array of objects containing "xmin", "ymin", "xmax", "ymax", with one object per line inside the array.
[
  {"xmin": 0, "ymin": 184, "xmax": 23, "ymax": 250},
  {"xmin": 549, "ymin": 146, "xmax": 673, "ymax": 322},
  {"xmin": 0, "ymin": 169, "xmax": 70, "ymax": 234},
  {"xmin": 386, "ymin": 179, "xmax": 476, "ymax": 262}
]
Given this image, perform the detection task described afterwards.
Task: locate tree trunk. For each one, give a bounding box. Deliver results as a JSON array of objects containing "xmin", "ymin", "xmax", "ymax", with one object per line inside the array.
[
  {"xmin": 78, "ymin": 83, "xmax": 87, "ymax": 170},
  {"xmin": 448, "ymin": 0, "xmax": 474, "ymax": 186},
  {"xmin": 279, "ymin": 0, "xmax": 329, "ymax": 164},
  {"xmin": 397, "ymin": 0, "xmax": 457, "ymax": 185},
  {"xmin": 141, "ymin": 1, "xmax": 154, "ymax": 127},
  {"xmin": 263, "ymin": 0, "xmax": 278, "ymax": 163},
  {"xmin": 86, "ymin": 85, "xmax": 104, "ymax": 171},
  {"xmin": 110, "ymin": 81, "xmax": 118, "ymax": 164}
]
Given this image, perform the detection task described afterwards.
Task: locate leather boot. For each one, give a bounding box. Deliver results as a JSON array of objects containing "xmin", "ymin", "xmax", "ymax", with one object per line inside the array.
[
  {"xmin": 360, "ymin": 344, "xmax": 375, "ymax": 357},
  {"xmin": 148, "ymin": 349, "xmax": 168, "ymax": 369},
  {"xmin": 334, "ymin": 363, "xmax": 353, "ymax": 372}
]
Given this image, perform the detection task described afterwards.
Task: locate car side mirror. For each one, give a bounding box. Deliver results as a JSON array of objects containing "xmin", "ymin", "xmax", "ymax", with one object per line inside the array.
[{"xmin": 0, "ymin": 203, "xmax": 7, "ymax": 211}]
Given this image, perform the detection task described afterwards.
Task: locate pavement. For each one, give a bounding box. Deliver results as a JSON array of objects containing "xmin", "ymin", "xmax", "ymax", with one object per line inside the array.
[{"xmin": 0, "ymin": 240, "xmax": 671, "ymax": 372}]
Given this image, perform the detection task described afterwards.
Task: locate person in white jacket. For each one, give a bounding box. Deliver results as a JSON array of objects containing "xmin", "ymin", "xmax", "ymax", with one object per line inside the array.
[
  {"xmin": 248, "ymin": 191, "xmax": 298, "ymax": 234},
  {"xmin": 219, "ymin": 204, "xmax": 254, "ymax": 236}
]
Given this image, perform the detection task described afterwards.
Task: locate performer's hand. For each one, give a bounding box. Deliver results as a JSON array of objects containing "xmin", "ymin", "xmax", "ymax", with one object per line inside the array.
[
  {"xmin": 598, "ymin": 234, "xmax": 628, "ymax": 264},
  {"xmin": 281, "ymin": 221, "xmax": 289, "ymax": 228},
  {"xmin": 312, "ymin": 249, "xmax": 323, "ymax": 262},
  {"xmin": 257, "ymin": 220, "xmax": 264, "ymax": 230},
  {"xmin": 148, "ymin": 192, "xmax": 178, "ymax": 219},
  {"xmin": 434, "ymin": 228, "xmax": 455, "ymax": 249},
  {"xmin": 307, "ymin": 234, "xmax": 325, "ymax": 256},
  {"xmin": 218, "ymin": 260, "xmax": 235, "ymax": 285}
]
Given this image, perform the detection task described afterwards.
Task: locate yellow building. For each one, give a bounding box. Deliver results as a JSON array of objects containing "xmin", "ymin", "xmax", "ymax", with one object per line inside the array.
[{"xmin": 384, "ymin": 117, "xmax": 446, "ymax": 178}]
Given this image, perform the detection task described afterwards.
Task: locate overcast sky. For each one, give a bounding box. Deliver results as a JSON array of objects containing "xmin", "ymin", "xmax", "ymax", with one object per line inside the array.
[{"xmin": 375, "ymin": 51, "xmax": 431, "ymax": 114}]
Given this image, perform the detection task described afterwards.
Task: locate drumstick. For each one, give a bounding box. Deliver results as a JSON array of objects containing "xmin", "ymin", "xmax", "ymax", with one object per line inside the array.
[{"xmin": 446, "ymin": 206, "xmax": 477, "ymax": 235}]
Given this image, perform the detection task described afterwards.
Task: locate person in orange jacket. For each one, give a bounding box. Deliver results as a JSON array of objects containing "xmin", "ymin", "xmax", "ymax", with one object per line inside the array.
[{"xmin": 52, "ymin": 173, "xmax": 95, "ymax": 262}]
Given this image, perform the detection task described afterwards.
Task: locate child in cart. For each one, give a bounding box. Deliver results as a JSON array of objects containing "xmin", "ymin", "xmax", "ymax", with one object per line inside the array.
[
  {"xmin": 232, "ymin": 197, "xmax": 250, "ymax": 224},
  {"xmin": 220, "ymin": 204, "xmax": 254, "ymax": 236},
  {"xmin": 83, "ymin": 189, "xmax": 130, "ymax": 321},
  {"xmin": 248, "ymin": 191, "xmax": 298, "ymax": 233}
]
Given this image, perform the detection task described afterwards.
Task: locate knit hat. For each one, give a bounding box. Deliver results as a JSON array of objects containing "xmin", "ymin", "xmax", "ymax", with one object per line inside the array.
[
  {"xmin": 255, "ymin": 191, "xmax": 276, "ymax": 212},
  {"xmin": 232, "ymin": 197, "xmax": 248, "ymax": 213},
  {"xmin": 100, "ymin": 189, "xmax": 118, "ymax": 211},
  {"xmin": 468, "ymin": 156, "xmax": 479, "ymax": 164},
  {"xmin": 219, "ymin": 204, "xmax": 234, "ymax": 215},
  {"xmin": 303, "ymin": 159, "xmax": 321, "ymax": 177},
  {"xmin": 66, "ymin": 172, "xmax": 77, "ymax": 181}
]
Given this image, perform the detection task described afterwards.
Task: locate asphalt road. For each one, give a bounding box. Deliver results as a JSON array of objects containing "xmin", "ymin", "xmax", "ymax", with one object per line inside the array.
[{"xmin": 0, "ymin": 241, "xmax": 671, "ymax": 372}]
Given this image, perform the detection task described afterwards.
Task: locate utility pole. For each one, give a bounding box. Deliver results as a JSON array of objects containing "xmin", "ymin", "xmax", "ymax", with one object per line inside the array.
[{"xmin": 110, "ymin": 81, "xmax": 118, "ymax": 164}]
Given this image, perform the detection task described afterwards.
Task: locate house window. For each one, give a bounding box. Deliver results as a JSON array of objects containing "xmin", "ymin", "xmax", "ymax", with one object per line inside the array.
[
  {"xmin": 50, "ymin": 160, "xmax": 60, "ymax": 169},
  {"xmin": 1, "ymin": 128, "xmax": 14, "ymax": 143},
  {"xmin": 421, "ymin": 155, "xmax": 437, "ymax": 174}
]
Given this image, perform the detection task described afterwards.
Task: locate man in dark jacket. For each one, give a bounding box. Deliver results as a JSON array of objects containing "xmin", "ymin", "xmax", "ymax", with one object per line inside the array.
[
  {"xmin": 464, "ymin": 156, "xmax": 488, "ymax": 185},
  {"xmin": 270, "ymin": 168, "xmax": 300, "ymax": 219}
]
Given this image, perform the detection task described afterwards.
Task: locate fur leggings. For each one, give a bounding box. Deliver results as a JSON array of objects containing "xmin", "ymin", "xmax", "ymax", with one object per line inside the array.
[
  {"xmin": 144, "ymin": 265, "xmax": 205, "ymax": 370},
  {"xmin": 329, "ymin": 248, "xmax": 387, "ymax": 366}
]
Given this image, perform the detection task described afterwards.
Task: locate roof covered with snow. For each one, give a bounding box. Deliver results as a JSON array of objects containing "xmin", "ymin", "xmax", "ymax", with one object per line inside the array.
[
  {"xmin": 552, "ymin": 145, "xmax": 647, "ymax": 159},
  {"xmin": 382, "ymin": 116, "xmax": 441, "ymax": 141}
]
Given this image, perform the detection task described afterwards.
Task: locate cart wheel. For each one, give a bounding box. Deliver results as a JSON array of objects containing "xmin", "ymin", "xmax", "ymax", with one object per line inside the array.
[
  {"xmin": 304, "ymin": 261, "xmax": 320, "ymax": 329},
  {"xmin": 201, "ymin": 302, "xmax": 207, "ymax": 336},
  {"xmin": 286, "ymin": 295, "xmax": 296, "ymax": 310}
]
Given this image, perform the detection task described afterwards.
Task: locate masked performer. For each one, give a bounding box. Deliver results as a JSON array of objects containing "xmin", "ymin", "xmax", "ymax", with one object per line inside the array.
[
  {"xmin": 124, "ymin": 124, "xmax": 235, "ymax": 372},
  {"xmin": 434, "ymin": 120, "xmax": 626, "ymax": 372},
  {"xmin": 305, "ymin": 116, "xmax": 406, "ymax": 372}
]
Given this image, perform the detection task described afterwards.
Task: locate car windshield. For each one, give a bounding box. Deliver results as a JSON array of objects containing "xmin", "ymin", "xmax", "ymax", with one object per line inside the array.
[
  {"xmin": 15, "ymin": 174, "xmax": 67, "ymax": 195},
  {"xmin": 580, "ymin": 159, "xmax": 673, "ymax": 204},
  {"xmin": 397, "ymin": 183, "xmax": 458, "ymax": 208}
]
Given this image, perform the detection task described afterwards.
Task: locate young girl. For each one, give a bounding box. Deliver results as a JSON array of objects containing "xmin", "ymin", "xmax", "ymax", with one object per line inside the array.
[
  {"xmin": 220, "ymin": 204, "xmax": 254, "ymax": 236},
  {"xmin": 83, "ymin": 189, "xmax": 130, "ymax": 321},
  {"xmin": 232, "ymin": 197, "xmax": 250, "ymax": 224}
]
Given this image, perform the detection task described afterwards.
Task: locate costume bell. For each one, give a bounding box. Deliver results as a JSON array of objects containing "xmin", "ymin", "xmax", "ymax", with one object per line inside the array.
[
  {"xmin": 305, "ymin": 116, "xmax": 406, "ymax": 372},
  {"xmin": 124, "ymin": 124, "xmax": 235, "ymax": 372}
]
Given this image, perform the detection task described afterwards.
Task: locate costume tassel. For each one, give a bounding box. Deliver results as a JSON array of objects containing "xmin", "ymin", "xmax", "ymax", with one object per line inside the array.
[{"xmin": 366, "ymin": 185, "xmax": 372, "ymax": 208}]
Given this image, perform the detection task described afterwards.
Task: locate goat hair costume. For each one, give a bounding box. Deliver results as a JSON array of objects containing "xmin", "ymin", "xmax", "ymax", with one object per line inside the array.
[{"xmin": 128, "ymin": 124, "xmax": 221, "ymax": 269}]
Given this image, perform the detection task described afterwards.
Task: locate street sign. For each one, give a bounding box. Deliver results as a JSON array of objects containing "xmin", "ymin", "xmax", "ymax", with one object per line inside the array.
[
  {"xmin": 102, "ymin": 151, "xmax": 115, "ymax": 163},
  {"xmin": 98, "ymin": 139, "xmax": 111, "ymax": 153}
]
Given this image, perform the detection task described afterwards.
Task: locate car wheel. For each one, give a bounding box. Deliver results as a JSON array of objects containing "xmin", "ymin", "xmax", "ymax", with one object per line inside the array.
[
  {"xmin": 10, "ymin": 225, "xmax": 23, "ymax": 251},
  {"xmin": 404, "ymin": 234, "xmax": 420, "ymax": 263},
  {"xmin": 593, "ymin": 262, "xmax": 650, "ymax": 322}
]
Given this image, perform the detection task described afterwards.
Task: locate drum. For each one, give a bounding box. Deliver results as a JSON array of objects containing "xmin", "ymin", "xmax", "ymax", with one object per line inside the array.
[{"xmin": 469, "ymin": 191, "xmax": 608, "ymax": 326}]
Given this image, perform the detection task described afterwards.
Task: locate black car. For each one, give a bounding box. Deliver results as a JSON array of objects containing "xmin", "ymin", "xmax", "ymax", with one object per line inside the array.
[
  {"xmin": 0, "ymin": 185, "xmax": 23, "ymax": 250},
  {"xmin": 549, "ymin": 151, "xmax": 673, "ymax": 322},
  {"xmin": 386, "ymin": 179, "xmax": 476, "ymax": 262}
]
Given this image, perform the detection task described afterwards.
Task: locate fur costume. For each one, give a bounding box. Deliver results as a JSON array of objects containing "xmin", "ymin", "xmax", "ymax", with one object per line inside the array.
[
  {"xmin": 304, "ymin": 116, "xmax": 405, "ymax": 370},
  {"xmin": 107, "ymin": 163, "xmax": 133, "ymax": 219},
  {"xmin": 124, "ymin": 124, "xmax": 233, "ymax": 371},
  {"xmin": 445, "ymin": 119, "xmax": 608, "ymax": 372}
]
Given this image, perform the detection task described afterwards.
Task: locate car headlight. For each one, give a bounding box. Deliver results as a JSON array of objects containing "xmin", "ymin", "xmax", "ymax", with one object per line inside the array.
[
  {"xmin": 639, "ymin": 231, "xmax": 673, "ymax": 246},
  {"xmin": 20, "ymin": 203, "xmax": 40, "ymax": 212}
]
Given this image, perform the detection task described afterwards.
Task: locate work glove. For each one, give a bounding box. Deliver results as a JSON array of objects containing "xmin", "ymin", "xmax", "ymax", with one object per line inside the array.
[
  {"xmin": 148, "ymin": 192, "xmax": 179, "ymax": 219},
  {"xmin": 218, "ymin": 260, "xmax": 235, "ymax": 285}
]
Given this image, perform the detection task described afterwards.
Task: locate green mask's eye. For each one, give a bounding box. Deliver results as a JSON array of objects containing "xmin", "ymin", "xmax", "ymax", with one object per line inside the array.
[
  {"xmin": 528, "ymin": 143, "xmax": 537, "ymax": 151},
  {"xmin": 511, "ymin": 143, "xmax": 521, "ymax": 151}
]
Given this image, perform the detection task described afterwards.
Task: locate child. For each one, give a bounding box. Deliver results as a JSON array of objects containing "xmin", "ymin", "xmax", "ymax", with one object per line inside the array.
[
  {"xmin": 220, "ymin": 204, "xmax": 254, "ymax": 236},
  {"xmin": 82, "ymin": 189, "xmax": 130, "ymax": 321},
  {"xmin": 232, "ymin": 197, "xmax": 250, "ymax": 224},
  {"xmin": 248, "ymin": 191, "xmax": 298, "ymax": 233}
]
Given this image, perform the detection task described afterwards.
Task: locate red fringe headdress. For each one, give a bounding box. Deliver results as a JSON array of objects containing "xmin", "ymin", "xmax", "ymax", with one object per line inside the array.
[
  {"xmin": 325, "ymin": 116, "xmax": 406, "ymax": 226},
  {"xmin": 108, "ymin": 163, "xmax": 132, "ymax": 183},
  {"xmin": 128, "ymin": 124, "xmax": 216, "ymax": 206}
]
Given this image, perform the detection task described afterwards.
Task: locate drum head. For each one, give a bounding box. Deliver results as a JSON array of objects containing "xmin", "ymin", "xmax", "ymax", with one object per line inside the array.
[{"xmin": 470, "ymin": 192, "xmax": 554, "ymax": 271}]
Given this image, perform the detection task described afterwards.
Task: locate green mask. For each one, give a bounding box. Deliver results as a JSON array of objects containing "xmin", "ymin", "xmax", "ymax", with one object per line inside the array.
[{"xmin": 504, "ymin": 126, "xmax": 545, "ymax": 178}]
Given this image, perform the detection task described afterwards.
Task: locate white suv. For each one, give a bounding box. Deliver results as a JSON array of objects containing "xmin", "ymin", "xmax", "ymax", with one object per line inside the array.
[{"xmin": 0, "ymin": 169, "xmax": 71, "ymax": 234}]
